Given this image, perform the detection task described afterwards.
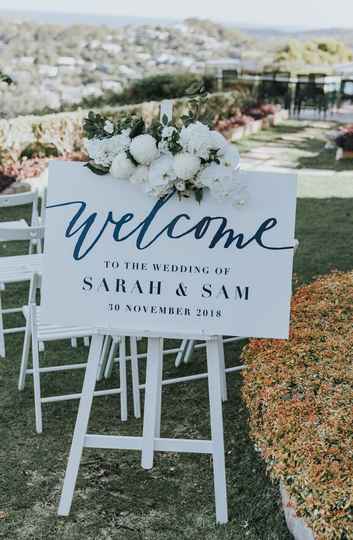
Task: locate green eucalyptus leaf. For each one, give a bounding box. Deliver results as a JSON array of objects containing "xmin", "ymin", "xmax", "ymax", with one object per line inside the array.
[{"xmin": 84, "ymin": 161, "xmax": 110, "ymax": 176}]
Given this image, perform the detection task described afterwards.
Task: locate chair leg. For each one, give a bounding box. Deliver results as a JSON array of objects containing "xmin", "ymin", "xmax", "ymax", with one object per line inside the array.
[
  {"xmin": 130, "ymin": 336, "xmax": 141, "ymax": 418},
  {"xmin": 18, "ymin": 310, "xmax": 32, "ymax": 391},
  {"xmin": 175, "ymin": 339, "xmax": 188, "ymax": 367},
  {"xmin": 119, "ymin": 337, "xmax": 128, "ymax": 422},
  {"xmin": 104, "ymin": 337, "xmax": 119, "ymax": 380},
  {"xmin": 183, "ymin": 339, "xmax": 195, "ymax": 364},
  {"xmin": 30, "ymin": 305, "xmax": 43, "ymax": 434},
  {"xmin": 96, "ymin": 335, "xmax": 111, "ymax": 381},
  {"xmin": 206, "ymin": 338, "xmax": 228, "ymax": 524},
  {"xmin": 0, "ymin": 287, "xmax": 5, "ymax": 358},
  {"xmin": 58, "ymin": 334, "xmax": 104, "ymax": 516}
]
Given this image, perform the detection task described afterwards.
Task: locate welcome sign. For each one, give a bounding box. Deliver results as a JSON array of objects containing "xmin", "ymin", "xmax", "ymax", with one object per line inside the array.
[{"xmin": 41, "ymin": 161, "xmax": 297, "ymax": 339}]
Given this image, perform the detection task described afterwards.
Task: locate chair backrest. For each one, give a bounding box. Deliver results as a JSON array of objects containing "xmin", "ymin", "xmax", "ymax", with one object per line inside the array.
[
  {"xmin": 0, "ymin": 225, "xmax": 45, "ymax": 242},
  {"xmin": 0, "ymin": 190, "xmax": 38, "ymax": 208}
]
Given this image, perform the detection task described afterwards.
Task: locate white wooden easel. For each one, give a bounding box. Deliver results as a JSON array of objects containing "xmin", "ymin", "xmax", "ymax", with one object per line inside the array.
[
  {"xmin": 58, "ymin": 330, "xmax": 228, "ymax": 523},
  {"xmin": 58, "ymin": 101, "xmax": 228, "ymax": 523}
]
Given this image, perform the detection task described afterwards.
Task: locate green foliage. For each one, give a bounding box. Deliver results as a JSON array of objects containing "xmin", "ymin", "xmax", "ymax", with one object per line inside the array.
[
  {"xmin": 273, "ymin": 38, "xmax": 353, "ymax": 68},
  {"xmin": 20, "ymin": 141, "xmax": 59, "ymax": 159},
  {"xmin": 0, "ymin": 71, "xmax": 13, "ymax": 85},
  {"xmin": 84, "ymin": 161, "xmax": 109, "ymax": 175}
]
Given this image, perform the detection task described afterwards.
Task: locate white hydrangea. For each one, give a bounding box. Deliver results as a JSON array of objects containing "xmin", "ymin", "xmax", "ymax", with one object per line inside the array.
[
  {"xmin": 130, "ymin": 134, "xmax": 159, "ymax": 164},
  {"xmin": 180, "ymin": 121, "xmax": 213, "ymax": 159},
  {"xmin": 107, "ymin": 133, "xmax": 131, "ymax": 155},
  {"xmin": 130, "ymin": 165, "xmax": 149, "ymax": 185},
  {"xmin": 173, "ymin": 153, "xmax": 201, "ymax": 180},
  {"xmin": 104, "ymin": 120, "xmax": 114, "ymax": 134},
  {"xmin": 220, "ymin": 144, "xmax": 240, "ymax": 169},
  {"xmin": 84, "ymin": 138, "xmax": 114, "ymax": 167},
  {"xmin": 110, "ymin": 151, "xmax": 136, "ymax": 180},
  {"xmin": 197, "ymin": 163, "xmax": 247, "ymax": 206}
]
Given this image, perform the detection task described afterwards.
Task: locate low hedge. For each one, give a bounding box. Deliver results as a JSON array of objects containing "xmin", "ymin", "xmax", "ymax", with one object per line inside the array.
[
  {"xmin": 0, "ymin": 89, "xmax": 252, "ymax": 170},
  {"xmin": 242, "ymin": 272, "xmax": 353, "ymax": 540}
]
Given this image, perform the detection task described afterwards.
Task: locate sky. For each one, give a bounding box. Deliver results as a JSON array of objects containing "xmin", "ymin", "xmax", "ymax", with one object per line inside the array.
[{"xmin": 1, "ymin": 0, "xmax": 353, "ymax": 29}]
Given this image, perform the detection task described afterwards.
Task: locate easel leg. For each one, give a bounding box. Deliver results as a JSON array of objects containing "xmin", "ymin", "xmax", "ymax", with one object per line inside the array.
[
  {"xmin": 130, "ymin": 336, "xmax": 141, "ymax": 418},
  {"xmin": 0, "ymin": 285, "xmax": 6, "ymax": 358},
  {"xmin": 217, "ymin": 336, "xmax": 228, "ymax": 402},
  {"xmin": 58, "ymin": 333, "xmax": 104, "ymax": 516},
  {"xmin": 141, "ymin": 337, "xmax": 163, "ymax": 469},
  {"xmin": 206, "ymin": 338, "xmax": 228, "ymax": 524}
]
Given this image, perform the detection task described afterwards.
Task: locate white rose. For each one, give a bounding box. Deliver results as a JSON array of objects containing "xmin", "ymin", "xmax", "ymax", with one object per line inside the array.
[
  {"xmin": 104, "ymin": 120, "xmax": 114, "ymax": 134},
  {"xmin": 148, "ymin": 155, "xmax": 176, "ymax": 187},
  {"xmin": 173, "ymin": 153, "xmax": 201, "ymax": 180},
  {"xmin": 220, "ymin": 144, "xmax": 240, "ymax": 169},
  {"xmin": 130, "ymin": 165, "xmax": 149, "ymax": 185},
  {"xmin": 130, "ymin": 134, "xmax": 159, "ymax": 164},
  {"xmin": 110, "ymin": 152, "xmax": 136, "ymax": 180}
]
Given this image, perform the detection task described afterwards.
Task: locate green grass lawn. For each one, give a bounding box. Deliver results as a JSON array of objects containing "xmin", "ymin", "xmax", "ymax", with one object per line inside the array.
[{"xmin": 1, "ymin": 200, "xmax": 353, "ymax": 540}]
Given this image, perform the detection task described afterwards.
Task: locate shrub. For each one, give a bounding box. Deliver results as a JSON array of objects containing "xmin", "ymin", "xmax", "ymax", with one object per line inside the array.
[
  {"xmin": 0, "ymin": 90, "xmax": 252, "ymax": 168},
  {"xmin": 242, "ymin": 271, "xmax": 353, "ymax": 540}
]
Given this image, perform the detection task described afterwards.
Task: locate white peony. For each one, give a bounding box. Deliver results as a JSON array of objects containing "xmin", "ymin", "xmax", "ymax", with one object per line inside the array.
[
  {"xmin": 145, "ymin": 155, "xmax": 175, "ymax": 198},
  {"xmin": 148, "ymin": 155, "xmax": 176, "ymax": 187},
  {"xmin": 104, "ymin": 120, "xmax": 114, "ymax": 134},
  {"xmin": 85, "ymin": 138, "xmax": 113, "ymax": 167},
  {"xmin": 130, "ymin": 165, "xmax": 149, "ymax": 185},
  {"xmin": 130, "ymin": 134, "xmax": 159, "ymax": 164},
  {"xmin": 107, "ymin": 133, "xmax": 131, "ymax": 155},
  {"xmin": 173, "ymin": 153, "xmax": 201, "ymax": 180},
  {"xmin": 180, "ymin": 121, "xmax": 213, "ymax": 159},
  {"xmin": 220, "ymin": 143, "xmax": 240, "ymax": 169},
  {"xmin": 110, "ymin": 152, "xmax": 136, "ymax": 180}
]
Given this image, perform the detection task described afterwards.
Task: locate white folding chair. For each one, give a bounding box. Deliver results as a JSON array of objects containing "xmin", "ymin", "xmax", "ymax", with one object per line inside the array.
[
  {"xmin": 0, "ymin": 225, "xmax": 45, "ymax": 357},
  {"xmin": 18, "ymin": 273, "xmax": 129, "ymax": 433},
  {"xmin": 0, "ymin": 191, "xmax": 41, "ymax": 254}
]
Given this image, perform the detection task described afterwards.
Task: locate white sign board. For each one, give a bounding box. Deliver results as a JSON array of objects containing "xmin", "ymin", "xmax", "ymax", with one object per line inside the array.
[{"xmin": 41, "ymin": 161, "xmax": 297, "ymax": 339}]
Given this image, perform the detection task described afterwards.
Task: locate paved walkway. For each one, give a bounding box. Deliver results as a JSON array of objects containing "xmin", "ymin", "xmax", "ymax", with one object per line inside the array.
[{"xmin": 239, "ymin": 118, "xmax": 353, "ymax": 198}]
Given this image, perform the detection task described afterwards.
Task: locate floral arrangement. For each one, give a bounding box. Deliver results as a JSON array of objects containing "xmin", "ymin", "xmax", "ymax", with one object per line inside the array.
[
  {"xmin": 83, "ymin": 104, "xmax": 246, "ymax": 205},
  {"xmin": 334, "ymin": 125, "xmax": 353, "ymax": 152},
  {"xmin": 242, "ymin": 271, "xmax": 353, "ymax": 540}
]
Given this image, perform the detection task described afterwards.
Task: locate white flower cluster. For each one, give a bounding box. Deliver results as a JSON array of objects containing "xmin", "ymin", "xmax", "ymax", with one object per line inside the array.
[{"xmin": 85, "ymin": 120, "xmax": 247, "ymax": 206}]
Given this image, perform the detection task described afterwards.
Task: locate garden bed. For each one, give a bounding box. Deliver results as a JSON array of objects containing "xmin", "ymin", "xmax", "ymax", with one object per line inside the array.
[
  {"xmin": 216, "ymin": 106, "xmax": 288, "ymax": 142},
  {"xmin": 242, "ymin": 272, "xmax": 353, "ymax": 540}
]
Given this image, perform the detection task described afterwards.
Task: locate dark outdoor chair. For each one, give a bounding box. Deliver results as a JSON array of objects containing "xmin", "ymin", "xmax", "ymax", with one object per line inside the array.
[
  {"xmin": 258, "ymin": 72, "xmax": 291, "ymax": 109},
  {"xmin": 340, "ymin": 79, "xmax": 353, "ymax": 105},
  {"xmin": 293, "ymin": 73, "xmax": 329, "ymax": 116}
]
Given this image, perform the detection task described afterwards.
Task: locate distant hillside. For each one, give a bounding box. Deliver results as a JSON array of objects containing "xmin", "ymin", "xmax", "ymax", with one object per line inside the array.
[{"xmin": 0, "ymin": 9, "xmax": 178, "ymax": 27}]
